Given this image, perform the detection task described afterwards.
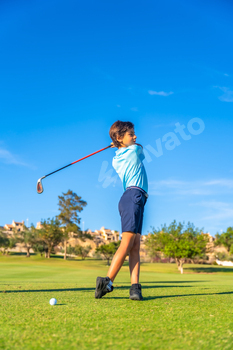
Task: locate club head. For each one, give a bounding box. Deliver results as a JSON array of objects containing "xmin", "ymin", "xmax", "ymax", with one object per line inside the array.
[{"xmin": 37, "ymin": 177, "xmax": 45, "ymax": 194}]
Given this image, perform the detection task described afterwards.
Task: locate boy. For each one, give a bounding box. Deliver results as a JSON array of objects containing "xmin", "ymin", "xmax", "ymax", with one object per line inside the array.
[{"xmin": 95, "ymin": 120, "xmax": 148, "ymax": 300}]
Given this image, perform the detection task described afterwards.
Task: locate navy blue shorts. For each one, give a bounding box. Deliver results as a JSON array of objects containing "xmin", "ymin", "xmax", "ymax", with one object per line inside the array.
[{"xmin": 118, "ymin": 188, "xmax": 148, "ymax": 235}]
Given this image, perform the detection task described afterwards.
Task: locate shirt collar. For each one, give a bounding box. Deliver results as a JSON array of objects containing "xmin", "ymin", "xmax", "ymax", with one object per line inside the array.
[{"xmin": 115, "ymin": 144, "xmax": 136, "ymax": 155}]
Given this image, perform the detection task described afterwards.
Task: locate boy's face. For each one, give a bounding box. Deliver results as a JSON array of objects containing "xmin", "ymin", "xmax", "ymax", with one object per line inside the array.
[{"xmin": 117, "ymin": 128, "xmax": 137, "ymax": 148}]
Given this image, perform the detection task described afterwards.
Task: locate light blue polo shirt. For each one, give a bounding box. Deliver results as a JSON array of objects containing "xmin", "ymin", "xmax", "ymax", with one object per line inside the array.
[{"xmin": 112, "ymin": 144, "xmax": 148, "ymax": 193}]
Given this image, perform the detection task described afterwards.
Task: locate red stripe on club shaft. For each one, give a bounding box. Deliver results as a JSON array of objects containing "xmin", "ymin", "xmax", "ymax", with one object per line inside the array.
[
  {"xmin": 44, "ymin": 145, "xmax": 112, "ymax": 178},
  {"xmin": 71, "ymin": 145, "xmax": 111, "ymax": 165}
]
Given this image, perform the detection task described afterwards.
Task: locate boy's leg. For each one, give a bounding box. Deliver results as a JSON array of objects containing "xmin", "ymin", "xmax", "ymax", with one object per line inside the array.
[
  {"xmin": 107, "ymin": 231, "xmax": 136, "ymax": 282},
  {"xmin": 129, "ymin": 233, "xmax": 143, "ymax": 300},
  {"xmin": 129, "ymin": 233, "xmax": 141, "ymax": 284}
]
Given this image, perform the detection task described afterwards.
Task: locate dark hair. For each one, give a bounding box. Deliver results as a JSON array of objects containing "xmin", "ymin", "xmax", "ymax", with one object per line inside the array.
[{"xmin": 109, "ymin": 121, "xmax": 134, "ymax": 148}]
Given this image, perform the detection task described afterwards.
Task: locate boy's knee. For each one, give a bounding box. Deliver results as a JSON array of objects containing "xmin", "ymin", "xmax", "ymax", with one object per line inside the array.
[
  {"xmin": 121, "ymin": 231, "xmax": 138, "ymax": 254},
  {"xmin": 130, "ymin": 238, "xmax": 140, "ymax": 254},
  {"xmin": 127, "ymin": 240, "xmax": 135, "ymax": 254},
  {"xmin": 130, "ymin": 243, "xmax": 140, "ymax": 254}
]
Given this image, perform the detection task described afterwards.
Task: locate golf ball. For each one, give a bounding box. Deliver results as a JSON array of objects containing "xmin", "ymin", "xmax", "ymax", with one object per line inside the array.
[{"xmin": 49, "ymin": 298, "xmax": 57, "ymax": 305}]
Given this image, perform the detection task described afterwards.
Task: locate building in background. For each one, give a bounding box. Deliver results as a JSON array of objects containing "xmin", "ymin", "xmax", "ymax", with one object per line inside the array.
[
  {"xmin": 4, "ymin": 220, "xmax": 25, "ymax": 232},
  {"xmin": 87, "ymin": 226, "xmax": 120, "ymax": 242}
]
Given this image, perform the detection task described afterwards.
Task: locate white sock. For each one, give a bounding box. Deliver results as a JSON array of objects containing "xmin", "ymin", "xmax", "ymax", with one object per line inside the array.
[{"xmin": 106, "ymin": 280, "xmax": 113, "ymax": 291}]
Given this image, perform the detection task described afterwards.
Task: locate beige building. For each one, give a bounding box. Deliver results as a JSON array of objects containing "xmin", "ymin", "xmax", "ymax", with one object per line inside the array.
[
  {"xmin": 36, "ymin": 222, "xmax": 43, "ymax": 230},
  {"xmin": 3, "ymin": 221, "xmax": 224, "ymax": 263},
  {"xmin": 4, "ymin": 220, "xmax": 25, "ymax": 232},
  {"xmin": 139, "ymin": 235, "xmax": 149, "ymax": 261},
  {"xmin": 82, "ymin": 227, "xmax": 120, "ymax": 256},
  {"xmin": 35, "ymin": 223, "xmax": 120, "ymax": 257},
  {"xmin": 205, "ymin": 232, "xmax": 229, "ymax": 262},
  {"xmin": 94, "ymin": 226, "xmax": 119, "ymax": 242}
]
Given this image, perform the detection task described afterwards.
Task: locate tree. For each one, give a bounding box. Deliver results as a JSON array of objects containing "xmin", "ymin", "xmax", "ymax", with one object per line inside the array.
[
  {"xmin": 214, "ymin": 227, "xmax": 233, "ymax": 253},
  {"xmin": 57, "ymin": 190, "xmax": 87, "ymax": 260},
  {"xmin": 96, "ymin": 241, "xmax": 120, "ymax": 266},
  {"xmin": 15, "ymin": 224, "xmax": 37, "ymax": 257},
  {"xmin": 38, "ymin": 218, "xmax": 64, "ymax": 258},
  {"xmin": 0, "ymin": 231, "xmax": 8, "ymax": 254},
  {"xmin": 145, "ymin": 220, "xmax": 209, "ymax": 273},
  {"xmin": 32, "ymin": 241, "xmax": 47, "ymax": 257},
  {"xmin": 0, "ymin": 230, "xmax": 17, "ymax": 255},
  {"xmin": 66, "ymin": 245, "xmax": 76, "ymax": 257},
  {"xmin": 76, "ymin": 245, "xmax": 92, "ymax": 260},
  {"xmin": 66, "ymin": 244, "xmax": 91, "ymax": 259},
  {"xmin": 81, "ymin": 230, "xmax": 93, "ymax": 241}
]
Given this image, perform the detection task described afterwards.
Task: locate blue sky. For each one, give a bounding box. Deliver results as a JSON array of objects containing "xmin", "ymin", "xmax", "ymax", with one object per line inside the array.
[{"xmin": 0, "ymin": 0, "xmax": 232, "ymax": 236}]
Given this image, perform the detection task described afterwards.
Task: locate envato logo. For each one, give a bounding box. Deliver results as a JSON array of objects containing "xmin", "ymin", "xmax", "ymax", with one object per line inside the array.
[{"xmin": 98, "ymin": 117, "xmax": 205, "ymax": 188}]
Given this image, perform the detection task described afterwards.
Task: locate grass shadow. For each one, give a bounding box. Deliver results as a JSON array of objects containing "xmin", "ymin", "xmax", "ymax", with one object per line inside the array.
[
  {"xmin": 50, "ymin": 255, "xmax": 77, "ymax": 260},
  {"xmin": 186, "ymin": 267, "xmax": 233, "ymax": 273},
  {"xmin": 117, "ymin": 281, "xmax": 209, "ymax": 284},
  {"xmin": 116, "ymin": 285, "xmax": 194, "ymax": 290},
  {"xmin": 143, "ymin": 290, "xmax": 233, "ymax": 301},
  {"xmin": 0, "ymin": 284, "xmax": 195, "ymax": 294},
  {"xmin": 106, "ymin": 290, "xmax": 233, "ymax": 301},
  {"xmin": 8, "ymin": 252, "xmax": 36, "ymax": 256},
  {"xmin": 122, "ymin": 261, "xmax": 145, "ymax": 267},
  {"xmin": 1, "ymin": 287, "xmax": 95, "ymax": 293}
]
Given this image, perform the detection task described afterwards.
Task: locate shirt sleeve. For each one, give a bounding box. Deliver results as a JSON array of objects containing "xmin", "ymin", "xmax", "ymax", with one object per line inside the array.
[{"xmin": 125, "ymin": 144, "xmax": 145, "ymax": 162}]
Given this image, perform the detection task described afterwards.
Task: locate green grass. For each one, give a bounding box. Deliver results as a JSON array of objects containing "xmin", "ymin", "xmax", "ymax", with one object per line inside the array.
[{"xmin": 1, "ymin": 255, "xmax": 233, "ymax": 350}]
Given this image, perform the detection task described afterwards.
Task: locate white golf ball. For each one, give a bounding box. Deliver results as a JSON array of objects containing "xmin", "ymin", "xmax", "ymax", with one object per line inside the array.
[{"xmin": 49, "ymin": 298, "xmax": 57, "ymax": 305}]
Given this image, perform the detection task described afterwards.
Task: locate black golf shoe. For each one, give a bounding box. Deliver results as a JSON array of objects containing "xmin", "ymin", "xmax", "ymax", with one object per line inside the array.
[
  {"xmin": 95, "ymin": 276, "xmax": 114, "ymax": 299},
  {"xmin": 129, "ymin": 283, "xmax": 143, "ymax": 301}
]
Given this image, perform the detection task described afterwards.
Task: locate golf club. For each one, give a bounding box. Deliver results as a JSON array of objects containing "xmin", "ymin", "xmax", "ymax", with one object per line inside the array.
[{"xmin": 37, "ymin": 144, "xmax": 112, "ymax": 194}]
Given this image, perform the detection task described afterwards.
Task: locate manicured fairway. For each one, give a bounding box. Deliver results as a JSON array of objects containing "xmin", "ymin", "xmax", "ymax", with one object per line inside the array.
[{"xmin": 1, "ymin": 255, "xmax": 233, "ymax": 350}]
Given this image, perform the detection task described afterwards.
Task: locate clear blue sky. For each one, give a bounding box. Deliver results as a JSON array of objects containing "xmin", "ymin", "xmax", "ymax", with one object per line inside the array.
[{"xmin": 1, "ymin": 0, "xmax": 232, "ymax": 236}]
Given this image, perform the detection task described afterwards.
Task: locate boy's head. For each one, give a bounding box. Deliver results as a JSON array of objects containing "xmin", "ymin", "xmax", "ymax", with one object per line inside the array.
[{"xmin": 109, "ymin": 120, "xmax": 137, "ymax": 148}]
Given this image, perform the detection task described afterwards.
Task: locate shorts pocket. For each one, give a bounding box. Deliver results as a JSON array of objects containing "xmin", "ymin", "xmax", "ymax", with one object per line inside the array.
[{"xmin": 131, "ymin": 190, "xmax": 143, "ymax": 204}]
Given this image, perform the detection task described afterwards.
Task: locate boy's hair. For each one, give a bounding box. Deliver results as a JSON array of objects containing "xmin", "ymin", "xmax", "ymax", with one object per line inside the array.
[{"xmin": 109, "ymin": 120, "xmax": 134, "ymax": 148}]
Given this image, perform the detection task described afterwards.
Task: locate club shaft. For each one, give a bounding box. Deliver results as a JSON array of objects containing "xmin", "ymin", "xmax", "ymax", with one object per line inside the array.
[{"xmin": 44, "ymin": 145, "xmax": 112, "ymax": 179}]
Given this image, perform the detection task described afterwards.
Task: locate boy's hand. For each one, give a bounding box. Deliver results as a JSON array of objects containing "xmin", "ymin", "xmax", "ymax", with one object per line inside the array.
[{"xmin": 110, "ymin": 142, "xmax": 116, "ymax": 148}]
